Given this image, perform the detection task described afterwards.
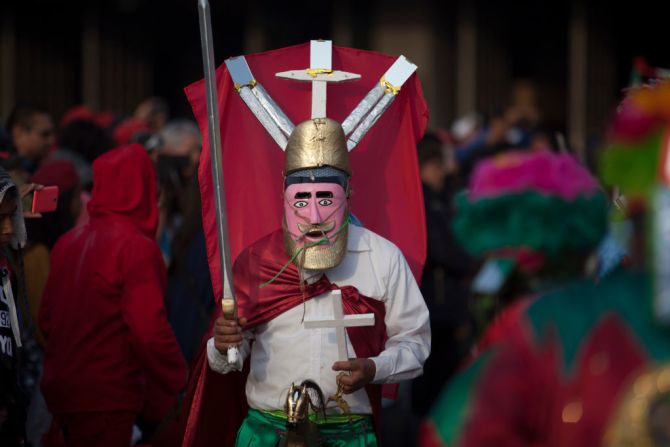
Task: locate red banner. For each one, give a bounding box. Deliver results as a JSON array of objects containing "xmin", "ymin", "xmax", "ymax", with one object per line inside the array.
[{"xmin": 185, "ymin": 43, "xmax": 428, "ymax": 299}]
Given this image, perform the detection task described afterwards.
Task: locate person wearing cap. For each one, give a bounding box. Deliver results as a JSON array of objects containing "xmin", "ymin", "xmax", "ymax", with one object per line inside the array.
[{"xmin": 5, "ymin": 102, "xmax": 55, "ymax": 174}]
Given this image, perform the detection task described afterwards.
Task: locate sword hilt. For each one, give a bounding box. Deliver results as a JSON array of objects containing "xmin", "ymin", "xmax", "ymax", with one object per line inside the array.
[{"xmin": 221, "ymin": 298, "xmax": 240, "ymax": 365}]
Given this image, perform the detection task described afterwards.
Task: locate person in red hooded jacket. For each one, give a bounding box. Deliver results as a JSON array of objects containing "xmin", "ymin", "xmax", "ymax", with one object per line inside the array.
[{"xmin": 39, "ymin": 144, "xmax": 187, "ymax": 447}]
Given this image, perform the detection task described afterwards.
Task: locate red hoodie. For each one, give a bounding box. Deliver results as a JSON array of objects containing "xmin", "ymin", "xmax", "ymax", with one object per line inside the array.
[{"xmin": 40, "ymin": 144, "xmax": 187, "ymax": 415}]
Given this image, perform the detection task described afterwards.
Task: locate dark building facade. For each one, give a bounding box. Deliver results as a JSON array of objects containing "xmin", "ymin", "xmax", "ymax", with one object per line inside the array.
[{"xmin": 1, "ymin": 0, "xmax": 669, "ymax": 154}]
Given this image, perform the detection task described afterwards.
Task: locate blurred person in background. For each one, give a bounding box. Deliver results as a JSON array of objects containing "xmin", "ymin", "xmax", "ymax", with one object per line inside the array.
[
  {"xmin": 0, "ymin": 157, "xmax": 31, "ymax": 195},
  {"xmin": 164, "ymin": 176, "xmax": 214, "ymax": 364},
  {"xmin": 54, "ymin": 117, "xmax": 114, "ymax": 228},
  {"xmin": 39, "ymin": 144, "xmax": 186, "ymax": 447},
  {"xmin": 421, "ymin": 78, "xmax": 670, "ymax": 447},
  {"xmin": 450, "ymin": 111, "xmax": 509, "ymax": 179},
  {"xmin": 134, "ymin": 97, "xmax": 170, "ymax": 133},
  {"xmin": 57, "ymin": 104, "xmax": 119, "ymax": 227},
  {"xmin": 420, "ymin": 150, "xmax": 609, "ymax": 447},
  {"xmin": 0, "ymin": 127, "xmax": 11, "ymax": 158},
  {"xmin": 158, "ymin": 119, "xmax": 202, "ymax": 178},
  {"xmin": 455, "ymin": 150, "xmax": 607, "ymax": 343},
  {"xmin": 24, "ymin": 160, "xmax": 81, "ymax": 345},
  {"xmin": 6, "ymin": 102, "xmax": 55, "ymax": 174},
  {"xmin": 112, "ymin": 118, "xmax": 152, "ymax": 147},
  {"xmin": 54, "ymin": 117, "xmax": 114, "ymax": 190},
  {"xmin": 22, "ymin": 160, "xmax": 80, "ymax": 447},
  {"xmin": 155, "ymin": 119, "xmax": 202, "ymax": 264},
  {"xmin": 411, "ymin": 133, "xmax": 477, "ymax": 421},
  {"xmin": 0, "ymin": 166, "xmax": 41, "ymax": 447},
  {"xmin": 451, "ymin": 93, "xmax": 545, "ymax": 182}
]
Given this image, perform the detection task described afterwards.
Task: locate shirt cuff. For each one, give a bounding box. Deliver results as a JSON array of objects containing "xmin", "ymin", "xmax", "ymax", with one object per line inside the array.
[
  {"xmin": 369, "ymin": 355, "xmax": 393, "ymax": 384},
  {"xmin": 206, "ymin": 337, "xmax": 242, "ymax": 374}
]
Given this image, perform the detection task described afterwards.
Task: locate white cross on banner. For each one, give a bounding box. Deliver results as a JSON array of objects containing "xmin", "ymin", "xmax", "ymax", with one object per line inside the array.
[
  {"xmin": 303, "ymin": 290, "xmax": 375, "ymax": 361},
  {"xmin": 276, "ymin": 40, "xmax": 361, "ymax": 119}
]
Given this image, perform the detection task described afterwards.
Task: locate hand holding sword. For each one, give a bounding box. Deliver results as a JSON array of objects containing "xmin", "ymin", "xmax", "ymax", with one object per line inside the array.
[
  {"xmin": 197, "ymin": 0, "xmax": 242, "ymax": 366},
  {"xmin": 214, "ymin": 310, "xmax": 248, "ymax": 359}
]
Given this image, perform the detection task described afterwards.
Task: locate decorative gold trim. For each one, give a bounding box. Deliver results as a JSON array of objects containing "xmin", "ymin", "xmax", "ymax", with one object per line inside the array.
[
  {"xmin": 233, "ymin": 79, "xmax": 257, "ymax": 92},
  {"xmin": 380, "ymin": 76, "xmax": 401, "ymax": 95},
  {"xmin": 306, "ymin": 68, "xmax": 333, "ymax": 77}
]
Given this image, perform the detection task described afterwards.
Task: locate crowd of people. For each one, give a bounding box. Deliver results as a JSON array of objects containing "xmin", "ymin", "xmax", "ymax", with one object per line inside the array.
[
  {"xmin": 0, "ymin": 98, "xmax": 214, "ymax": 446},
  {"xmin": 0, "ymin": 53, "xmax": 667, "ymax": 447}
]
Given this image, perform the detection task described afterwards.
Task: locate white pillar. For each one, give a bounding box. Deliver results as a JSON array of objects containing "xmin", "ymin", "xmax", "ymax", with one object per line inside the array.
[
  {"xmin": 568, "ymin": 1, "xmax": 588, "ymax": 159},
  {"xmin": 455, "ymin": 0, "xmax": 476, "ymax": 118},
  {"xmin": 332, "ymin": 1, "xmax": 353, "ymax": 47},
  {"xmin": 370, "ymin": 0, "xmax": 438, "ymax": 125},
  {"xmin": 82, "ymin": 8, "xmax": 101, "ymax": 109},
  {"xmin": 244, "ymin": 4, "xmax": 265, "ymax": 54},
  {"xmin": 0, "ymin": 12, "xmax": 16, "ymax": 120}
]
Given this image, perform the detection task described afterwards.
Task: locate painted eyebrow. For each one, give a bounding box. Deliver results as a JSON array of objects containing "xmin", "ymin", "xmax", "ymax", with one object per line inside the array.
[
  {"xmin": 316, "ymin": 191, "xmax": 333, "ymax": 198},
  {"xmin": 294, "ymin": 192, "xmax": 311, "ymax": 199}
]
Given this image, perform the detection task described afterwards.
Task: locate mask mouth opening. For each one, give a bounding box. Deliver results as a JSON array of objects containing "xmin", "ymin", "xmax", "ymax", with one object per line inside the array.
[{"xmin": 297, "ymin": 221, "xmax": 337, "ymax": 240}]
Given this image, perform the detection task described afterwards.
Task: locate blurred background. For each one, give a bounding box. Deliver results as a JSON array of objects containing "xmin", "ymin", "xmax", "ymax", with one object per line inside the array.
[
  {"xmin": 2, "ymin": 1, "xmax": 670, "ymax": 445},
  {"xmin": 1, "ymin": 0, "xmax": 670, "ymax": 153}
]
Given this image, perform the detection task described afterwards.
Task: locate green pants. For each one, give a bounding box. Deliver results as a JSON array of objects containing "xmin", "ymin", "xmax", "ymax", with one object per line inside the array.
[{"xmin": 236, "ymin": 409, "xmax": 378, "ymax": 447}]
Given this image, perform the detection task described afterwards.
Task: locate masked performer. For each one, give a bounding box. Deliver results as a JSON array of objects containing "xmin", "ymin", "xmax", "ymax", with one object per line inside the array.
[{"xmin": 181, "ymin": 43, "xmax": 431, "ymax": 447}]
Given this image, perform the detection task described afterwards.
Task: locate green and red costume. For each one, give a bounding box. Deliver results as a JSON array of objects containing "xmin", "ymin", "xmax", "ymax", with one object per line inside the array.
[
  {"xmin": 423, "ymin": 268, "xmax": 670, "ymax": 446},
  {"xmin": 420, "ymin": 150, "xmax": 612, "ymax": 446},
  {"xmin": 423, "ymin": 80, "xmax": 670, "ymax": 447}
]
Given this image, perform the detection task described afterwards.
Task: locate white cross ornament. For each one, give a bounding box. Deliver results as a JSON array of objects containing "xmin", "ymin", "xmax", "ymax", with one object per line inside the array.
[
  {"xmin": 276, "ymin": 40, "xmax": 361, "ymax": 119},
  {"xmin": 303, "ymin": 290, "xmax": 375, "ymax": 361}
]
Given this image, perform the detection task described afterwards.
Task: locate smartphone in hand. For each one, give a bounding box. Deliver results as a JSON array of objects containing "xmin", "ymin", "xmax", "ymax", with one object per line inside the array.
[{"xmin": 31, "ymin": 186, "xmax": 59, "ymax": 214}]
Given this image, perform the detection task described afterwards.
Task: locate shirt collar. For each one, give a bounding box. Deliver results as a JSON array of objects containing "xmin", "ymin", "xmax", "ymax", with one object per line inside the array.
[{"xmin": 347, "ymin": 225, "xmax": 371, "ymax": 253}]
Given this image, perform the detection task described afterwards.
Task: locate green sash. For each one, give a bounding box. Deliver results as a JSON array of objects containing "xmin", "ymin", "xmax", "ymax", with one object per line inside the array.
[{"xmin": 236, "ymin": 409, "xmax": 378, "ymax": 446}]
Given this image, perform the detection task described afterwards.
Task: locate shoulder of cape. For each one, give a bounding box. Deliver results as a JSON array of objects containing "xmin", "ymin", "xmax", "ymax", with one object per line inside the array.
[{"xmin": 238, "ymin": 228, "xmax": 283, "ymax": 258}]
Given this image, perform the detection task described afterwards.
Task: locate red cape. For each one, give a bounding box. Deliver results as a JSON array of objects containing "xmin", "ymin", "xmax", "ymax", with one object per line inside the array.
[
  {"xmin": 185, "ymin": 43, "xmax": 428, "ymax": 298},
  {"xmin": 180, "ymin": 230, "xmax": 391, "ymax": 447}
]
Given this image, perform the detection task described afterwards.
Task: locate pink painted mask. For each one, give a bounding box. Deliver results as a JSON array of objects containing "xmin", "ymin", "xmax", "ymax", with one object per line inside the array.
[{"xmin": 283, "ymin": 182, "xmax": 348, "ymax": 248}]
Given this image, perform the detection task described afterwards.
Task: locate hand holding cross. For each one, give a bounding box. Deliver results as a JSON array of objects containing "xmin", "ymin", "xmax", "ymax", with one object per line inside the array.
[{"xmin": 303, "ymin": 290, "xmax": 376, "ymax": 394}]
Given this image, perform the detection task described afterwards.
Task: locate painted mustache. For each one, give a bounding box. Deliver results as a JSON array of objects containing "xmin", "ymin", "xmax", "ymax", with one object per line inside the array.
[{"xmin": 297, "ymin": 220, "xmax": 336, "ymax": 238}]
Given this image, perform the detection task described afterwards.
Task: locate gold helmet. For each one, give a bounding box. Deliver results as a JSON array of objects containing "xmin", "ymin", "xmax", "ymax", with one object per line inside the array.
[
  {"xmin": 284, "ymin": 118, "xmax": 351, "ymax": 176},
  {"xmin": 283, "ymin": 118, "xmax": 351, "ymax": 271}
]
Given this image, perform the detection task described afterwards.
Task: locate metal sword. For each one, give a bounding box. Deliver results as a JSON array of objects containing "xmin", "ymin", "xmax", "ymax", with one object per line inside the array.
[{"xmin": 197, "ymin": 0, "xmax": 239, "ymax": 365}]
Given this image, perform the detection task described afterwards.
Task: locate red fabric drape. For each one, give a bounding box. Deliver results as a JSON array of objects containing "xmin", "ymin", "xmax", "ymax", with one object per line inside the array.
[{"xmin": 185, "ymin": 43, "xmax": 428, "ymax": 304}]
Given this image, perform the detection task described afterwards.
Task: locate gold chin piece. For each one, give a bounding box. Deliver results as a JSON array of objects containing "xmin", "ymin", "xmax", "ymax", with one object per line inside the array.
[
  {"xmin": 284, "ymin": 118, "xmax": 351, "ymax": 176},
  {"xmin": 284, "ymin": 221, "xmax": 348, "ymax": 270}
]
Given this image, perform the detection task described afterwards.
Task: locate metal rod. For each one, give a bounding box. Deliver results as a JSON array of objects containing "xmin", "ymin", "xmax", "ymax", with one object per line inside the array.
[
  {"xmin": 197, "ymin": 0, "xmax": 235, "ymax": 302},
  {"xmin": 197, "ymin": 0, "xmax": 240, "ymax": 365}
]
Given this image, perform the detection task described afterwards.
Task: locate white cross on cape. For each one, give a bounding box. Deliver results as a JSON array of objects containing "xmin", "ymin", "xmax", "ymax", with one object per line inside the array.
[{"xmin": 303, "ymin": 290, "xmax": 375, "ymax": 361}]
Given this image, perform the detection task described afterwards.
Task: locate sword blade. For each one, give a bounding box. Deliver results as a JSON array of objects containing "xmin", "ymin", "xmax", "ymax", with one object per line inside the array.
[{"xmin": 197, "ymin": 0, "xmax": 235, "ymax": 302}]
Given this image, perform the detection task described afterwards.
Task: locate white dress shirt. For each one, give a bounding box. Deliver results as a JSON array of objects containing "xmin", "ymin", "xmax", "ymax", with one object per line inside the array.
[{"xmin": 207, "ymin": 225, "xmax": 431, "ymax": 414}]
